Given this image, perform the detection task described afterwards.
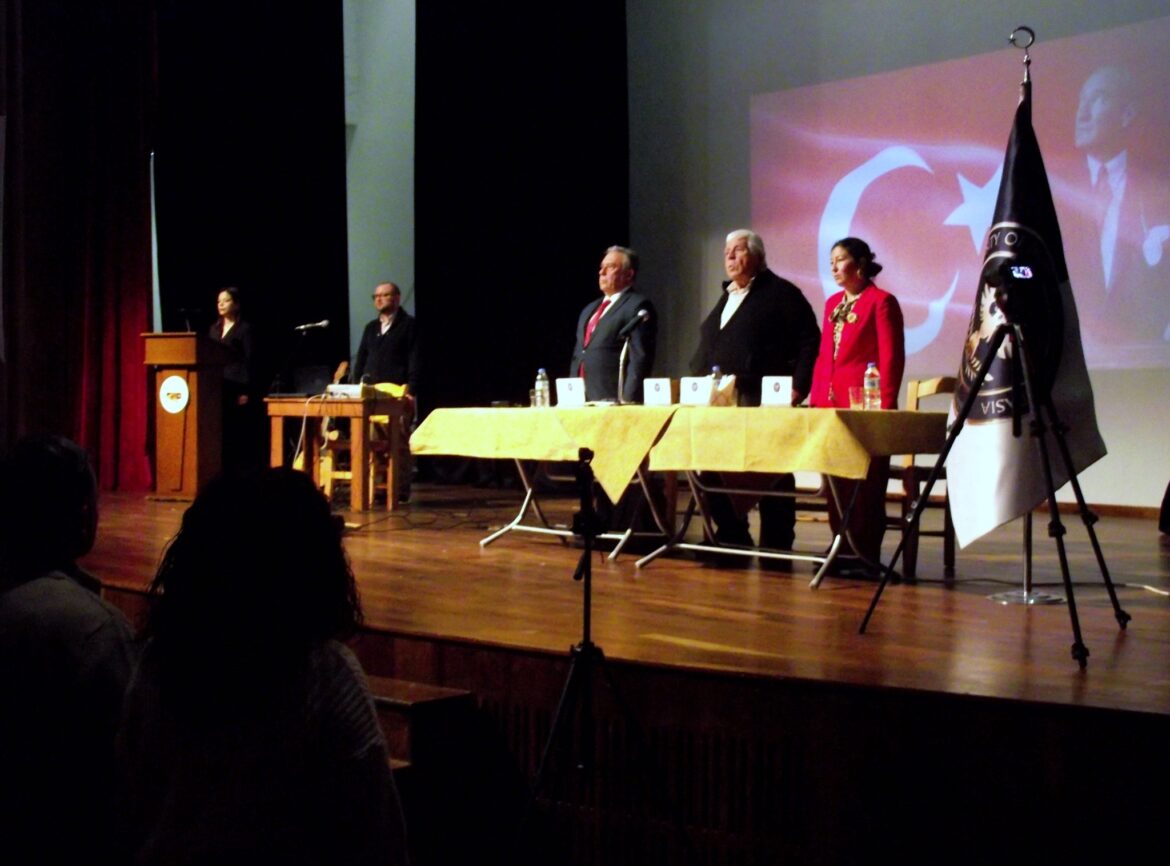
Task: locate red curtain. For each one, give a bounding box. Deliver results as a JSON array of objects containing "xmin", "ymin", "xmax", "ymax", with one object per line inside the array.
[{"xmin": 2, "ymin": 0, "xmax": 154, "ymax": 490}]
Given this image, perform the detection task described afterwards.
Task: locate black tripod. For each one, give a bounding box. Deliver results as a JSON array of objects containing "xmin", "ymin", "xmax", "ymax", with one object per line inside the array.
[
  {"xmin": 860, "ymin": 320, "xmax": 1130, "ymax": 668},
  {"xmin": 528, "ymin": 449, "xmax": 646, "ymax": 782},
  {"xmin": 521, "ymin": 448, "xmax": 693, "ymax": 861}
]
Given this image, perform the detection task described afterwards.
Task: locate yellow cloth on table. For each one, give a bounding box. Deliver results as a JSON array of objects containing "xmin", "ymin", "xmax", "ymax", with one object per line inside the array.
[
  {"xmin": 410, "ymin": 405, "xmax": 678, "ymax": 502},
  {"xmin": 370, "ymin": 382, "xmax": 408, "ymax": 424},
  {"xmin": 648, "ymin": 407, "xmax": 947, "ymax": 480}
]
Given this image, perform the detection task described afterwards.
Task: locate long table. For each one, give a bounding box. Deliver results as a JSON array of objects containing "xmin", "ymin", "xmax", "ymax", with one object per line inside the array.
[
  {"xmin": 410, "ymin": 405, "xmax": 679, "ymax": 555},
  {"xmin": 410, "ymin": 405, "xmax": 947, "ymax": 578},
  {"xmin": 645, "ymin": 406, "xmax": 947, "ymax": 584}
]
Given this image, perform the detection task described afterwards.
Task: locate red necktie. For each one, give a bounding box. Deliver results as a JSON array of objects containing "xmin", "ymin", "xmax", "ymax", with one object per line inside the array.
[
  {"xmin": 578, "ymin": 298, "xmax": 611, "ymax": 377},
  {"xmin": 583, "ymin": 298, "xmax": 611, "ymax": 348}
]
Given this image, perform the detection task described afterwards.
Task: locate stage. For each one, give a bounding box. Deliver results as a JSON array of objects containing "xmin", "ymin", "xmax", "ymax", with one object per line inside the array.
[{"xmin": 89, "ymin": 481, "xmax": 1170, "ymax": 863}]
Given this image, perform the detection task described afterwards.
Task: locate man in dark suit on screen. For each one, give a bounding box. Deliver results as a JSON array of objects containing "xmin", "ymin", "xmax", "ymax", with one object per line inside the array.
[
  {"xmin": 570, "ymin": 245, "xmax": 656, "ymax": 403},
  {"xmin": 691, "ymin": 229, "xmax": 820, "ymax": 554},
  {"xmin": 1070, "ymin": 65, "xmax": 1170, "ymax": 363}
]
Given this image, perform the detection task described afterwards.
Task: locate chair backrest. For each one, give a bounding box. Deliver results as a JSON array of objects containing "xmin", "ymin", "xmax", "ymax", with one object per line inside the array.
[
  {"xmin": 902, "ymin": 376, "xmax": 956, "ymax": 469},
  {"xmin": 905, "ymin": 376, "xmax": 957, "ymax": 412}
]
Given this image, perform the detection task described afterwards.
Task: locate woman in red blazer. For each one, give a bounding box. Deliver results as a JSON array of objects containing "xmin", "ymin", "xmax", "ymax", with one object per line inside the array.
[{"xmin": 810, "ymin": 237, "xmax": 906, "ymax": 566}]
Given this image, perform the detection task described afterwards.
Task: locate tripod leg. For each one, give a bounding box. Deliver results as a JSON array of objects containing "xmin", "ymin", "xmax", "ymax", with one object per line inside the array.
[
  {"xmin": 1041, "ymin": 407, "xmax": 1132, "ymax": 629},
  {"xmin": 1013, "ymin": 331, "xmax": 1089, "ymax": 666},
  {"xmin": 530, "ymin": 646, "xmax": 588, "ymax": 800},
  {"xmin": 862, "ymin": 326, "xmax": 1013, "ymax": 632}
]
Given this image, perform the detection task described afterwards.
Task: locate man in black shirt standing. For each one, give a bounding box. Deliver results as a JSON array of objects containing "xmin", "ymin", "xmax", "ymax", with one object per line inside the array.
[
  {"xmin": 691, "ymin": 229, "xmax": 820, "ymax": 554},
  {"xmin": 351, "ymin": 281, "xmax": 419, "ymax": 503},
  {"xmin": 352, "ymin": 282, "xmax": 419, "ymax": 394}
]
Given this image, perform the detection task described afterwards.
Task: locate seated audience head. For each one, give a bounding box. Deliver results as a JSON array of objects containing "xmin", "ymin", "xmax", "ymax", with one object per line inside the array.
[
  {"xmin": 149, "ymin": 468, "xmax": 362, "ymax": 687},
  {"xmin": 0, "ymin": 434, "xmax": 98, "ymax": 583}
]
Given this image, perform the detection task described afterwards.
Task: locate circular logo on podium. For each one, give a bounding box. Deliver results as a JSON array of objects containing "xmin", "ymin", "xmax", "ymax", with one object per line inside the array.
[{"xmin": 159, "ymin": 375, "xmax": 190, "ymax": 415}]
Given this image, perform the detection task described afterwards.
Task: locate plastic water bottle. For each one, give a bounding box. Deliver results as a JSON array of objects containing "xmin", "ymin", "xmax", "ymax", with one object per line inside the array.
[
  {"xmin": 863, "ymin": 362, "xmax": 881, "ymax": 410},
  {"xmin": 534, "ymin": 368, "xmax": 550, "ymax": 408}
]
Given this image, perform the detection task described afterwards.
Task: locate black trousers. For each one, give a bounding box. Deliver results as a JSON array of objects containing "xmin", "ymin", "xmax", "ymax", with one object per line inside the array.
[{"xmin": 703, "ymin": 472, "xmax": 797, "ymax": 550}]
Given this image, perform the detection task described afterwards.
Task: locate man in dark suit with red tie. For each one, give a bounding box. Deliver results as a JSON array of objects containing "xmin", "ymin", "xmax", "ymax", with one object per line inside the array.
[{"xmin": 570, "ymin": 246, "xmax": 657, "ymax": 403}]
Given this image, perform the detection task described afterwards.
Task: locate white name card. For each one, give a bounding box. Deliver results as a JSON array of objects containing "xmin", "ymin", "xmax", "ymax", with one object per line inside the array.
[
  {"xmin": 680, "ymin": 376, "xmax": 714, "ymax": 405},
  {"xmin": 643, "ymin": 377, "xmax": 676, "ymax": 406},
  {"xmin": 760, "ymin": 375, "xmax": 793, "ymax": 407},
  {"xmin": 555, "ymin": 377, "xmax": 585, "ymax": 407}
]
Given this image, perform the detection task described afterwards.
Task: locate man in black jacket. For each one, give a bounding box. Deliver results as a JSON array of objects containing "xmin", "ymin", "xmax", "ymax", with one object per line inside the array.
[
  {"xmin": 352, "ymin": 282, "xmax": 419, "ymax": 394},
  {"xmin": 351, "ymin": 281, "xmax": 419, "ymax": 503},
  {"xmin": 691, "ymin": 229, "xmax": 820, "ymax": 553}
]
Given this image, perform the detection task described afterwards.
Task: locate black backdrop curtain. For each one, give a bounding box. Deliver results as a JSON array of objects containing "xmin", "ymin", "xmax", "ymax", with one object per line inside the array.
[
  {"xmin": 1, "ymin": 0, "xmax": 348, "ymax": 486},
  {"xmin": 416, "ymin": 0, "xmax": 631, "ymax": 413},
  {"xmin": 151, "ymin": 0, "xmax": 349, "ymax": 388},
  {"xmin": 4, "ymin": 0, "xmax": 627, "ymax": 477}
]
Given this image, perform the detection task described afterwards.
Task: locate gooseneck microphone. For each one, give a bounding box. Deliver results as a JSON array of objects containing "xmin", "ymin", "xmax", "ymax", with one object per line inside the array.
[
  {"xmin": 618, "ymin": 308, "xmax": 651, "ymax": 339},
  {"xmin": 293, "ymin": 319, "xmax": 330, "ymax": 332}
]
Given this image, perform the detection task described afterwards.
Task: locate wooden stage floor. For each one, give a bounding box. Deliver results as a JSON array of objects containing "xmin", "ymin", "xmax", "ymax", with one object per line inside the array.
[{"xmin": 87, "ymin": 482, "xmax": 1170, "ymax": 718}]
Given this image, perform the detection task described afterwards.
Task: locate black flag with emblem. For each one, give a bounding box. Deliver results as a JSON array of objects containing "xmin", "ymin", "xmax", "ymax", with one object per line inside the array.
[{"xmin": 947, "ymin": 70, "xmax": 1105, "ymax": 548}]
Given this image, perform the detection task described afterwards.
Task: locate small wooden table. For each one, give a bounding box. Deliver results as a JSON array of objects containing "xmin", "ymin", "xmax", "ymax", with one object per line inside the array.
[{"xmin": 265, "ymin": 395, "xmax": 407, "ymax": 512}]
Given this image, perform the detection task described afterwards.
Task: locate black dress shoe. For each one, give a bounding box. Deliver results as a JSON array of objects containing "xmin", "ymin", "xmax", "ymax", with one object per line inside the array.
[
  {"xmin": 757, "ymin": 555, "xmax": 794, "ymax": 573},
  {"xmin": 701, "ymin": 552, "xmax": 753, "ymax": 569},
  {"xmin": 713, "ymin": 527, "xmax": 755, "ymax": 548}
]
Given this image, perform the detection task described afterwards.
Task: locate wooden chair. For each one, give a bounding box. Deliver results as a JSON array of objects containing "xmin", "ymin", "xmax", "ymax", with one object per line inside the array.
[
  {"xmin": 894, "ymin": 376, "xmax": 957, "ymax": 579},
  {"xmin": 318, "ymin": 362, "xmax": 352, "ymax": 501},
  {"xmin": 368, "ymin": 381, "xmax": 414, "ymax": 505},
  {"xmin": 319, "ymin": 374, "xmax": 413, "ymax": 508}
]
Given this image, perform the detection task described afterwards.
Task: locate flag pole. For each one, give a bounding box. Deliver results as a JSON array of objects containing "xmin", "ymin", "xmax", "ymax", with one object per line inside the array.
[
  {"xmin": 860, "ymin": 27, "xmax": 1131, "ymax": 667},
  {"xmin": 986, "ymin": 27, "xmax": 1065, "ymax": 608}
]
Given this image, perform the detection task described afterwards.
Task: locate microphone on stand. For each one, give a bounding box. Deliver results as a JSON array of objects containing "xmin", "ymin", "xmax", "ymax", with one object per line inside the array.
[
  {"xmin": 616, "ymin": 309, "xmax": 651, "ymax": 404},
  {"xmin": 293, "ymin": 319, "xmax": 330, "ymax": 332},
  {"xmin": 177, "ymin": 307, "xmax": 201, "ymax": 332},
  {"xmin": 617, "ymin": 308, "xmax": 651, "ymax": 339}
]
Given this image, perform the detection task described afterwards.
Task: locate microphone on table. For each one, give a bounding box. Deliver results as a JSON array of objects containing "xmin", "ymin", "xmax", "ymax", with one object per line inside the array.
[
  {"xmin": 293, "ymin": 319, "xmax": 330, "ymax": 332},
  {"xmin": 618, "ymin": 308, "xmax": 651, "ymax": 339}
]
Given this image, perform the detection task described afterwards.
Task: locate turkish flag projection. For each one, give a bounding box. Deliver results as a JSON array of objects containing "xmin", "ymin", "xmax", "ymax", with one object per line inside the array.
[{"xmin": 752, "ymin": 16, "xmax": 1170, "ymax": 374}]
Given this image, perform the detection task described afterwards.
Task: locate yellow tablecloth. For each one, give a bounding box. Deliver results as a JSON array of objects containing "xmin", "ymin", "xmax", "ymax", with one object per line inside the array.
[
  {"xmin": 648, "ymin": 407, "xmax": 947, "ymax": 479},
  {"xmin": 410, "ymin": 406, "xmax": 679, "ymax": 501}
]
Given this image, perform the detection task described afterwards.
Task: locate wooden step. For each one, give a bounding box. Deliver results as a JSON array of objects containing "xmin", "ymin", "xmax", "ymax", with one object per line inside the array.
[{"xmin": 367, "ymin": 675, "xmax": 474, "ymax": 767}]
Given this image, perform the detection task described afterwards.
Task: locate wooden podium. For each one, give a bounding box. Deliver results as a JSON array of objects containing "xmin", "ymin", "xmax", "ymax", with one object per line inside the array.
[{"xmin": 143, "ymin": 332, "xmax": 234, "ymax": 499}]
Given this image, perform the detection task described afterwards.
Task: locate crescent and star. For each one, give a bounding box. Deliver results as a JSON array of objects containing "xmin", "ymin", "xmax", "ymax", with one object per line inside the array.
[{"xmin": 817, "ymin": 145, "xmax": 1001, "ymax": 354}]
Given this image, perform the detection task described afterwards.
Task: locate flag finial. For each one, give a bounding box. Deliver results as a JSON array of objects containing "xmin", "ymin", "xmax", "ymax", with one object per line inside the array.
[{"xmin": 1010, "ymin": 26, "xmax": 1035, "ymax": 87}]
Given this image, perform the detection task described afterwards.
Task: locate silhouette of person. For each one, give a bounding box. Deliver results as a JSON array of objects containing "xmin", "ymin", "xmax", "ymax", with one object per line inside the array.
[
  {"xmin": 117, "ymin": 468, "xmax": 407, "ymax": 865},
  {"xmin": 0, "ymin": 434, "xmax": 136, "ymax": 866}
]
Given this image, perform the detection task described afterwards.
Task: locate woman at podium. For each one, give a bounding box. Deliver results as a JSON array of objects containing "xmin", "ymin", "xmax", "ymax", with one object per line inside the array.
[{"xmin": 209, "ymin": 286, "xmax": 259, "ymax": 471}]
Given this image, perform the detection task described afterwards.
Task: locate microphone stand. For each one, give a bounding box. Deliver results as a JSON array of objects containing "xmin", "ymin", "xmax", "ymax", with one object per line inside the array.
[
  {"xmin": 267, "ymin": 325, "xmax": 313, "ymax": 393},
  {"xmin": 519, "ymin": 448, "xmax": 693, "ymax": 860},
  {"xmin": 616, "ymin": 337, "xmax": 632, "ymax": 405}
]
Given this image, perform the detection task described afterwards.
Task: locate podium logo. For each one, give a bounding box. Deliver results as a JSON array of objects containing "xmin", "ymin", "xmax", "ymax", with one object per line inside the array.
[{"xmin": 160, "ymin": 375, "xmax": 190, "ymax": 415}]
